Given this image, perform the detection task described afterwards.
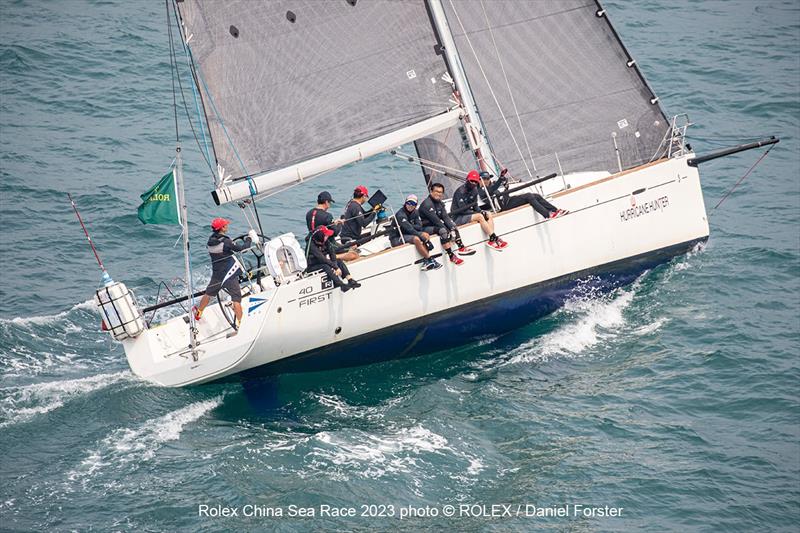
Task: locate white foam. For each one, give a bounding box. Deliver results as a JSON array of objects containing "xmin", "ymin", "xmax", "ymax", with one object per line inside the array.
[
  {"xmin": 3, "ymin": 299, "xmax": 95, "ymax": 327},
  {"xmin": 634, "ymin": 317, "xmax": 667, "ymax": 336},
  {"xmin": 306, "ymin": 425, "xmax": 450, "ymax": 478},
  {"xmin": 0, "ymin": 371, "xmax": 130, "ymax": 427},
  {"xmin": 69, "ymin": 396, "xmax": 223, "ymax": 481},
  {"xmin": 506, "ymin": 284, "xmax": 637, "ymax": 365}
]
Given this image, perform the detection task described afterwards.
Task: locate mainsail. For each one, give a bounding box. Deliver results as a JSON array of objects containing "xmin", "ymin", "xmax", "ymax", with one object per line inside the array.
[
  {"xmin": 176, "ymin": 0, "xmax": 455, "ymax": 202},
  {"xmin": 422, "ymin": 0, "xmax": 669, "ymax": 180}
]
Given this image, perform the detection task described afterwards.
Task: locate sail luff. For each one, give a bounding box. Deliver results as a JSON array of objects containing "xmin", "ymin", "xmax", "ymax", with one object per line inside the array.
[
  {"xmin": 427, "ymin": 0, "xmax": 498, "ymax": 174},
  {"xmin": 212, "ymin": 109, "xmax": 463, "ymax": 205}
]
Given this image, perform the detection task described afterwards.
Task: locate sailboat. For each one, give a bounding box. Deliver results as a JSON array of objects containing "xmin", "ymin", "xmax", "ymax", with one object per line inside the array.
[{"xmin": 96, "ymin": 0, "xmax": 777, "ymax": 387}]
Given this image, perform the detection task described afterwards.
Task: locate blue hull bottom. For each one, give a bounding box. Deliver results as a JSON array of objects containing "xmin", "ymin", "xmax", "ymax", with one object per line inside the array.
[{"xmin": 239, "ymin": 238, "xmax": 706, "ymax": 379}]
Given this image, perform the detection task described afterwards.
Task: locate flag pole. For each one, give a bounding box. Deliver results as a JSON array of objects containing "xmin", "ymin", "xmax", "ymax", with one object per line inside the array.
[{"xmin": 175, "ymin": 143, "xmax": 199, "ymax": 360}]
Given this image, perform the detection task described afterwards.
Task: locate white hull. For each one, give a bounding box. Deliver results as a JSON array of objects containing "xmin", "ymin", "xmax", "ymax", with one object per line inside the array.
[{"xmin": 123, "ymin": 155, "xmax": 709, "ymax": 387}]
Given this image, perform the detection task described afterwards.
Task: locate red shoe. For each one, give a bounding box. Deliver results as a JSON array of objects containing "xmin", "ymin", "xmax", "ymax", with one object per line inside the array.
[
  {"xmin": 495, "ymin": 237, "xmax": 509, "ymax": 248},
  {"xmin": 549, "ymin": 210, "xmax": 562, "ymax": 219},
  {"xmin": 449, "ymin": 254, "xmax": 464, "ymax": 266},
  {"xmin": 456, "ymin": 246, "xmax": 476, "ymax": 256},
  {"xmin": 486, "ymin": 239, "xmax": 503, "ymax": 251}
]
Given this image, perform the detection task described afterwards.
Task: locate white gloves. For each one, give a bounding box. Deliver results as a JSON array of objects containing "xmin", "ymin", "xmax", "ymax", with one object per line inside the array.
[{"xmin": 247, "ymin": 229, "xmax": 260, "ymax": 244}]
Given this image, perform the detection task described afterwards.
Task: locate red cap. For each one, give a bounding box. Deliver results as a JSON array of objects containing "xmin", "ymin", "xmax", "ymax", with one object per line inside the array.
[
  {"xmin": 211, "ymin": 217, "xmax": 230, "ymax": 231},
  {"xmin": 354, "ymin": 185, "xmax": 369, "ymax": 197},
  {"xmin": 313, "ymin": 225, "xmax": 335, "ymax": 242},
  {"xmin": 466, "ymin": 170, "xmax": 481, "ymax": 183}
]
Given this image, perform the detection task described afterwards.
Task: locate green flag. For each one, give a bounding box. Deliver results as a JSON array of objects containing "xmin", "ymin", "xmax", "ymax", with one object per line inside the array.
[{"xmin": 137, "ymin": 170, "xmax": 181, "ymax": 225}]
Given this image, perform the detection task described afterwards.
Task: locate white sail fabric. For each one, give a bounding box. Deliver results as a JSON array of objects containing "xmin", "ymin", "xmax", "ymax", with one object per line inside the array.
[
  {"xmin": 176, "ymin": 0, "xmax": 453, "ymax": 190},
  {"xmin": 438, "ymin": 0, "xmax": 669, "ymax": 178}
]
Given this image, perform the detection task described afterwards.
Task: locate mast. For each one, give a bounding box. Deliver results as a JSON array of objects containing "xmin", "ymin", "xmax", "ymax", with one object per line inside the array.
[
  {"xmin": 426, "ymin": 0, "xmax": 498, "ymax": 175},
  {"xmin": 175, "ymin": 144, "xmax": 199, "ymax": 359}
]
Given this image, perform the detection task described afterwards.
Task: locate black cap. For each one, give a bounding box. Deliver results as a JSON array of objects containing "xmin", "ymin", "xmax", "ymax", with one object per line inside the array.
[
  {"xmin": 317, "ymin": 191, "xmax": 335, "ymax": 204},
  {"xmin": 479, "ymin": 171, "xmax": 492, "ymax": 179}
]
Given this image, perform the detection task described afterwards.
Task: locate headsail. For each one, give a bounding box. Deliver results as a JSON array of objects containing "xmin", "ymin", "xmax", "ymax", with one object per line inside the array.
[
  {"xmin": 176, "ymin": 0, "xmax": 455, "ymax": 201},
  {"xmin": 426, "ymin": 0, "xmax": 669, "ymax": 179}
]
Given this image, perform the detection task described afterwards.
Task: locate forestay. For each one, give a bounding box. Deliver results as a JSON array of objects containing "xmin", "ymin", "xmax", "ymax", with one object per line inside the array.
[
  {"xmin": 435, "ymin": 0, "xmax": 669, "ymax": 178},
  {"xmin": 176, "ymin": 0, "xmax": 454, "ymax": 199}
]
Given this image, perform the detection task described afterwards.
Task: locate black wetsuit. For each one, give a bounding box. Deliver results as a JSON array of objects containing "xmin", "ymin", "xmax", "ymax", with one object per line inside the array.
[
  {"xmin": 340, "ymin": 199, "xmax": 375, "ymax": 242},
  {"xmin": 390, "ymin": 206, "xmax": 426, "ymax": 247},
  {"xmin": 305, "ymin": 207, "xmax": 340, "ymax": 240},
  {"xmin": 487, "ymin": 178, "xmax": 558, "ymax": 218},
  {"xmin": 204, "ymin": 231, "xmax": 251, "ymax": 302},
  {"xmin": 306, "ymin": 238, "xmax": 350, "ymax": 287},
  {"xmin": 419, "ymin": 195, "xmax": 457, "ymax": 243}
]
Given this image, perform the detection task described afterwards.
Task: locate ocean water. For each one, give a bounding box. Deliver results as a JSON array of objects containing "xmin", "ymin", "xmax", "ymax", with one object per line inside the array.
[{"xmin": 1, "ymin": 0, "xmax": 798, "ymax": 531}]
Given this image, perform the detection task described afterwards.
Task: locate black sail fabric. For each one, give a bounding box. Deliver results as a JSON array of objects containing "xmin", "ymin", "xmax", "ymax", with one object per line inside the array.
[
  {"xmin": 176, "ymin": 0, "xmax": 453, "ymax": 181},
  {"xmin": 414, "ymin": 126, "xmax": 477, "ymax": 197},
  {"xmin": 440, "ymin": 0, "xmax": 670, "ymax": 178}
]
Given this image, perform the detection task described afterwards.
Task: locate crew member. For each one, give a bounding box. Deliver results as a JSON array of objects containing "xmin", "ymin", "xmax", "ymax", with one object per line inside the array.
[
  {"xmin": 419, "ymin": 182, "xmax": 473, "ymax": 265},
  {"xmin": 450, "ymin": 170, "xmax": 508, "ymax": 250},
  {"xmin": 306, "ymin": 190, "xmax": 358, "ymax": 261},
  {"xmin": 390, "ymin": 194, "xmax": 442, "ymax": 271},
  {"xmin": 340, "ymin": 185, "xmax": 379, "ymax": 243},
  {"xmin": 306, "ymin": 226, "xmax": 361, "ymax": 292},
  {"xmin": 482, "ymin": 169, "xmax": 567, "ymax": 219},
  {"xmin": 193, "ymin": 217, "xmax": 258, "ymax": 330}
]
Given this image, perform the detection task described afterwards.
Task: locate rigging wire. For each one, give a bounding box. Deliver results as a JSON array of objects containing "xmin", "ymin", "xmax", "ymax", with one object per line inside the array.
[
  {"xmin": 713, "ymin": 146, "xmax": 775, "ymax": 211},
  {"xmin": 447, "ymin": 0, "xmax": 532, "ymax": 178},
  {"xmin": 167, "ymin": 2, "xmax": 214, "ymax": 177},
  {"xmin": 166, "ymin": 0, "xmax": 179, "ymax": 144},
  {"xmin": 171, "ymin": 3, "xmax": 219, "ymax": 175},
  {"xmin": 168, "ymin": 2, "xmax": 264, "ymax": 236},
  {"xmin": 479, "ymin": 0, "xmax": 536, "ymax": 175}
]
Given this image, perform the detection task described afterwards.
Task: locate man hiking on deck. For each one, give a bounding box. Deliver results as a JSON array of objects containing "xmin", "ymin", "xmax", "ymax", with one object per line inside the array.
[
  {"xmin": 419, "ymin": 182, "xmax": 474, "ymax": 266},
  {"xmin": 450, "ymin": 169, "xmax": 509, "ymax": 250},
  {"xmin": 481, "ymin": 169, "xmax": 567, "ymax": 219},
  {"xmin": 193, "ymin": 217, "xmax": 258, "ymax": 330},
  {"xmin": 390, "ymin": 193, "xmax": 442, "ymax": 271}
]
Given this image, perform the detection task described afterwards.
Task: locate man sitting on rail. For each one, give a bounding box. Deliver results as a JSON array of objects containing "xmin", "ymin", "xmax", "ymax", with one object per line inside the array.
[
  {"xmin": 340, "ymin": 185, "xmax": 381, "ymax": 243},
  {"xmin": 481, "ymin": 169, "xmax": 567, "ymax": 219},
  {"xmin": 419, "ymin": 182, "xmax": 473, "ymax": 266},
  {"xmin": 450, "ymin": 170, "xmax": 508, "ymax": 250},
  {"xmin": 390, "ymin": 194, "xmax": 442, "ymax": 271},
  {"xmin": 306, "ymin": 226, "xmax": 361, "ymax": 292}
]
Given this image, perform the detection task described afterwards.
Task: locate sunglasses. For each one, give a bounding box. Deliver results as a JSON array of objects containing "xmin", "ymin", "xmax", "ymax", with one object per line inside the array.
[{"xmin": 405, "ymin": 200, "xmax": 418, "ymax": 206}]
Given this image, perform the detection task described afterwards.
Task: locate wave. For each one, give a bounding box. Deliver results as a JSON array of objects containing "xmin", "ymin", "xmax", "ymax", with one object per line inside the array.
[
  {"xmin": 1, "ymin": 299, "xmax": 95, "ymax": 327},
  {"xmin": 307, "ymin": 425, "xmax": 451, "ymax": 479},
  {"xmin": 68, "ymin": 396, "xmax": 223, "ymax": 482},
  {"xmin": 0, "ymin": 371, "xmax": 130, "ymax": 428}
]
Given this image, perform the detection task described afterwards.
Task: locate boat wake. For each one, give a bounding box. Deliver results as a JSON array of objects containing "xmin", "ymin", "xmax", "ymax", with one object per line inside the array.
[
  {"xmin": 502, "ymin": 274, "xmax": 669, "ymax": 367},
  {"xmin": 68, "ymin": 396, "xmax": 223, "ymax": 483},
  {"xmin": 0, "ymin": 371, "xmax": 132, "ymax": 428}
]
